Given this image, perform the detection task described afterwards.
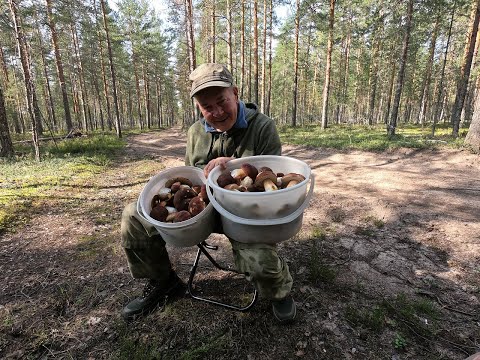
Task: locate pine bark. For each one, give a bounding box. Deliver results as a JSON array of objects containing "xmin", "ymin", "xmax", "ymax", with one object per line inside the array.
[
  {"xmin": 45, "ymin": 0, "xmax": 73, "ymax": 132},
  {"xmin": 321, "ymin": 0, "xmax": 335, "ymax": 129},
  {"xmin": 450, "ymin": 0, "xmax": 480, "ymax": 137},
  {"xmin": 253, "ymin": 0, "xmax": 259, "ymax": 105},
  {"xmin": 0, "ymin": 85, "xmax": 14, "ymax": 157},
  {"xmin": 10, "ymin": 0, "xmax": 41, "ymax": 160},
  {"xmin": 100, "ymin": 0, "xmax": 122, "ymax": 138},
  {"xmin": 291, "ymin": 0, "xmax": 300, "ymax": 127},
  {"xmin": 240, "ymin": 0, "xmax": 245, "ymax": 98},
  {"xmin": 417, "ymin": 16, "xmax": 439, "ymax": 126},
  {"xmin": 388, "ymin": 0, "xmax": 413, "ymax": 136},
  {"xmin": 261, "ymin": 0, "xmax": 267, "ymax": 113},
  {"xmin": 433, "ymin": 2, "xmax": 455, "ymax": 135},
  {"xmin": 465, "ymin": 80, "xmax": 480, "ymax": 151}
]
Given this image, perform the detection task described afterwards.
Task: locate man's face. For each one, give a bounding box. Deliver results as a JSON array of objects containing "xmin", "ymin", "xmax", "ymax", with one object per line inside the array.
[{"xmin": 194, "ymin": 86, "xmax": 239, "ymax": 132}]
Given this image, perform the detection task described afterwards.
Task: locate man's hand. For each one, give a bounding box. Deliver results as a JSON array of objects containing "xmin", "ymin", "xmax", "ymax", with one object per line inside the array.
[{"xmin": 204, "ymin": 157, "xmax": 233, "ymax": 177}]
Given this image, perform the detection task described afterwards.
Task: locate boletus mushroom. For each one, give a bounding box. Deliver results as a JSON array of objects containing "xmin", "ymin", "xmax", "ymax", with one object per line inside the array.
[
  {"xmin": 173, "ymin": 187, "xmax": 197, "ymax": 211},
  {"xmin": 254, "ymin": 170, "xmax": 278, "ymax": 191},
  {"xmin": 173, "ymin": 210, "xmax": 192, "ymax": 222},
  {"xmin": 150, "ymin": 205, "xmax": 169, "ymax": 222},
  {"xmin": 217, "ymin": 172, "xmax": 236, "ymax": 188},
  {"xmin": 188, "ymin": 196, "xmax": 206, "ymax": 216},
  {"xmin": 231, "ymin": 163, "xmax": 258, "ymax": 182},
  {"xmin": 280, "ymin": 173, "xmax": 306, "ymax": 188}
]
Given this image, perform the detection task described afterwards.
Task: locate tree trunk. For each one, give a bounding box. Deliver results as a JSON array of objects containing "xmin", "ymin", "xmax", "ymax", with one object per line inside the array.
[
  {"xmin": 388, "ymin": 0, "xmax": 413, "ymax": 136},
  {"xmin": 10, "ymin": 0, "xmax": 41, "ymax": 160},
  {"xmin": 433, "ymin": 2, "xmax": 455, "ymax": 136},
  {"xmin": 0, "ymin": 85, "xmax": 14, "ymax": 157},
  {"xmin": 291, "ymin": 0, "xmax": 300, "ymax": 127},
  {"xmin": 417, "ymin": 16, "xmax": 439, "ymax": 126},
  {"xmin": 226, "ymin": 0, "xmax": 233, "ymax": 72},
  {"xmin": 143, "ymin": 65, "xmax": 151, "ymax": 129},
  {"xmin": 100, "ymin": 0, "xmax": 122, "ymax": 138},
  {"xmin": 253, "ymin": 0, "xmax": 259, "ymax": 105},
  {"xmin": 266, "ymin": 0, "xmax": 273, "ymax": 116},
  {"xmin": 210, "ymin": 1, "xmax": 216, "ymax": 62},
  {"xmin": 93, "ymin": 0, "xmax": 112, "ymax": 131},
  {"xmin": 367, "ymin": 28, "xmax": 381, "ymax": 125},
  {"xmin": 261, "ymin": 0, "xmax": 267, "ymax": 113},
  {"xmin": 321, "ymin": 0, "xmax": 335, "ymax": 129},
  {"xmin": 451, "ymin": 0, "xmax": 480, "ymax": 137},
  {"xmin": 240, "ymin": 0, "xmax": 245, "ymax": 98},
  {"xmin": 465, "ymin": 80, "xmax": 480, "ymax": 151},
  {"xmin": 339, "ymin": 23, "xmax": 351, "ymax": 124},
  {"xmin": 71, "ymin": 22, "xmax": 89, "ymax": 132},
  {"xmin": 185, "ymin": 0, "xmax": 196, "ymax": 72},
  {"xmin": 45, "ymin": 0, "xmax": 73, "ymax": 133}
]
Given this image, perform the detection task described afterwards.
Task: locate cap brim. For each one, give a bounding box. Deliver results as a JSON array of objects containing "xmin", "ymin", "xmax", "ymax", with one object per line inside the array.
[{"xmin": 190, "ymin": 81, "xmax": 231, "ymax": 97}]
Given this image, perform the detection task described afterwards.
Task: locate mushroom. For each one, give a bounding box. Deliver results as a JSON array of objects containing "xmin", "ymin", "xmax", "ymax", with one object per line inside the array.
[
  {"xmin": 280, "ymin": 173, "xmax": 306, "ymax": 188},
  {"xmin": 173, "ymin": 187, "xmax": 197, "ymax": 211},
  {"xmin": 188, "ymin": 196, "xmax": 206, "ymax": 216},
  {"xmin": 157, "ymin": 187, "xmax": 172, "ymax": 200},
  {"xmin": 192, "ymin": 185, "xmax": 202, "ymax": 195},
  {"xmin": 258, "ymin": 166, "xmax": 273, "ymax": 173},
  {"xmin": 224, "ymin": 183, "xmax": 247, "ymax": 191},
  {"xmin": 217, "ymin": 172, "xmax": 236, "ymax": 188},
  {"xmin": 150, "ymin": 205, "xmax": 168, "ymax": 222},
  {"xmin": 230, "ymin": 163, "xmax": 258, "ymax": 182},
  {"xmin": 254, "ymin": 170, "xmax": 278, "ymax": 191},
  {"xmin": 240, "ymin": 176, "xmax": 253, "ymax": 188},
  {"xmin": 173, "ymin": 210, "xmax": 192, "ymax": 222},
  {"xmin": 199, "ymin": 184, "xmax": 209, "ymax": 203},
  {"xmin": 165, "ymin": 176, "xmax": 193, "ymax": 188}
]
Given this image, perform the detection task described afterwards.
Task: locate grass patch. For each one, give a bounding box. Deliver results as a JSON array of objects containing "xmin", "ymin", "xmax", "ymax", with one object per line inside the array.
[
  {"xmin": 0, "ymin": 134, "xmax": 125, "ymax": 232},
  {"xmin": 178, "ymin": 331, "xmax": 232, "ymax": 360},
  {"xmin": 278, "ymin": 123, "xmax": 467, "ymax": 151},
  {"xmin": 363, "ymin": 215, "xmax": 385, "ymax": 228},
  {"xmin": 345, "ymin": 293, "xmax": 440, "ymax": 344},
  {"xmin": 308, "ymin": 240, "xmax": 337, "ymax": 284},
  {"xmin": 75, "ymin": 235, "xmax": 115, "ymax": 259}
]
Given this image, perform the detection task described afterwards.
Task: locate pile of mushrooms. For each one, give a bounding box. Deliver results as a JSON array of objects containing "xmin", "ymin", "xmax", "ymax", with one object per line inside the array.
[
  {"xmin": 217, "ymin": 163, "xmax": 305, "ymax": 192},
  {"xmin": 150, "ymin": 176, "xmax": 209, "ymax": 222}
]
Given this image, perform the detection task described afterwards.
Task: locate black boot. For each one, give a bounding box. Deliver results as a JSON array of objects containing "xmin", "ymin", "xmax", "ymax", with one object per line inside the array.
[{"xmin": 122, "ymin": 272, "xmax": 184, "ymax": 320}]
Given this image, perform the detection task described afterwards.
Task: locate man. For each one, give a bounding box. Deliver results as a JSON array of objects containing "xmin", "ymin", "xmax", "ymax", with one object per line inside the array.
[{"xmin": 121, "ymin": 63, "xmax": 296, "ymax": 323}]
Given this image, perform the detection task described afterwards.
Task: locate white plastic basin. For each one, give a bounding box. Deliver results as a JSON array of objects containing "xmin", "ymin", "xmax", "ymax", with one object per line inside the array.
[
  {"xmin": 137, "ymin": 166, "xmax": 215, "ymax": 247},
  {"xmin": 207, "ymin": 155, "xmax": 311, "ymax": 219}
]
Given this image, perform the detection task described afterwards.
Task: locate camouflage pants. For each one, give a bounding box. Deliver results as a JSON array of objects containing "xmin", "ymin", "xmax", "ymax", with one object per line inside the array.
[{"xmin": 121, "ymin": 202, "xmax": 293, "ymax": 300}]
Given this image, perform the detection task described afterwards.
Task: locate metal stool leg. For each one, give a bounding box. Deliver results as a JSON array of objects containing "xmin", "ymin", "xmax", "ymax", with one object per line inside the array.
[{"xmin": 187, "ymin": 242, "xmax": 257, "ymax": 312}]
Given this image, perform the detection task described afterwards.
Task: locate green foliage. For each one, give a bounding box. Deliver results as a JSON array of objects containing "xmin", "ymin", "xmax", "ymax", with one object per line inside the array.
[
  {"xmin": 393, "ymin": 333, "xmax": 407, "ymax": 350},
  {"xmin": 345, "ymin": 304, "xmax": 386, "ymax": 332},
  {"xmin": 278, "ymin": 123, "xmax": 466, "ymax": 151}
]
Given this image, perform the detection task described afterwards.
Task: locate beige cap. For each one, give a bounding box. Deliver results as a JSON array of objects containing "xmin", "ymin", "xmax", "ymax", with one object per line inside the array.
[{"xmin": 189, "ymin": 63, "xmax": 233, "ymax": 97}]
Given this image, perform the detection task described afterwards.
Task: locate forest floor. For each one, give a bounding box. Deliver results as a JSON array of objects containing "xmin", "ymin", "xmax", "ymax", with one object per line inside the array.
[{"xmin": 1, "ymin": 128, "xmax": 479, "ymax": 360}]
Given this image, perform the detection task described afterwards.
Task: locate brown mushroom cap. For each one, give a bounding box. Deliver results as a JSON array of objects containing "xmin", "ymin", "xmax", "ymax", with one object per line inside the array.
[
  {"xmin": 150, "ymin": 205, "xmax": 169, "ymax": 222},
  {"xmin": 254, "ymin": 170, "xmax": 278, "ymax": 191},
  {"xmin": 173, "ymin": 187, "xmax": 197, "ymax": 210},
  {"xmin": 258, "ymin": 166, "xmax": 273, "ymax": 173},
  {"xmin": 188, "ymin": 196, "xmax": 206, "ymax": 216},
  {"xmin": 165, "ymin": 176, "xmax": 193, "ymax": 188},
  {"xmin": 199, "ymin": 184, "xmax": 209, "ymax": 203},
  {"xmin": 280, "ymin": 173, "xmax": 306, "ymax": 188},
  {"xmin": 217, "ymin": 172, "xmax": 236, "ymax": 188},
  {"xmin": 173, "ymin": 210, "xmax": 192, "ymax": 222},
  {"xmin": 231, "ymin": 163, "xmax": 258, "ymax": 181}
]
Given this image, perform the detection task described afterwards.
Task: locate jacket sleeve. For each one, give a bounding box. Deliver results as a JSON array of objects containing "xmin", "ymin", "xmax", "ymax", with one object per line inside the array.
[{"xmin": 256, "ymin": 117, "xmax": 282, "ymax": 156}]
